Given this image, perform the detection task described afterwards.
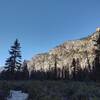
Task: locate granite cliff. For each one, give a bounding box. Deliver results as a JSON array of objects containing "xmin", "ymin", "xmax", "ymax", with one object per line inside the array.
[{"xmin": 27, "ymin": 28, "xmax": 100, "ymax": 73}]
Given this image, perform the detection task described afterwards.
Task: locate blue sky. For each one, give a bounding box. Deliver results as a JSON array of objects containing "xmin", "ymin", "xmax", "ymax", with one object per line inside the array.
[{"xmin": 0, "ymin": 0, "xmax": 100, "ymax": 66}]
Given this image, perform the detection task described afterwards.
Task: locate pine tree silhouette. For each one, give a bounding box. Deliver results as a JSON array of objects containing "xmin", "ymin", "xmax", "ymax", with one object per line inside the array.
[
  {"xmin": 4, "ymin": 39, "xmax": 22, "ymax": 80},
  {"xmin": 22, "ymin": 60, "xmax": 29, "ymax": 80},
  {"xmin": 71, "ymin": 58, "xmax": 76, "ymax": 80},
  {"xmin": 93, "ymin": 33, "xmax": 100, "ymax": 81}
]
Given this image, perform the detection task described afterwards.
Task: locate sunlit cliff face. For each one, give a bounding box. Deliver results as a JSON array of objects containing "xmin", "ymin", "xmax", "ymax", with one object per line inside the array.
[{"xmin": 27, "ymin": 29, "xmax": 100, "ymax": 73}]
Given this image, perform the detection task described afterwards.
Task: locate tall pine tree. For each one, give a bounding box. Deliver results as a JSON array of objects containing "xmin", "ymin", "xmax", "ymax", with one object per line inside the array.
[
  {"xmin": 93, "ymin": 32, "xmax": 100, "ymax": 81},
  {"xmin": 71, "ymin": 58, "xmax": 76, "ymax": 80},
  {"xmin": 5, "ymin": 39, "xmax": 22, "ymax": 80}
]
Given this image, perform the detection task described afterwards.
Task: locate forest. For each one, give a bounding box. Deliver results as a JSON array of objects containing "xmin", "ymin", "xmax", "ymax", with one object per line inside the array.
[{"xmin": 0, "ymin": 33, "xmax": 100, "ymax": 82}]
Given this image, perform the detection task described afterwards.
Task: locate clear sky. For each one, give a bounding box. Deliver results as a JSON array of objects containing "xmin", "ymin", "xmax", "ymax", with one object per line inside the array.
[{"xmin": 0, "ymin": 0, "xmax": 100, "ymax": 66}]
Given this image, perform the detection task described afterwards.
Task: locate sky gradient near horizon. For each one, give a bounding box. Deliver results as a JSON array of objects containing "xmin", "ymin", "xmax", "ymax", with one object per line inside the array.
[{"xmin": 0, "ymin": 0, "xmax": 100, "ymax": 66}]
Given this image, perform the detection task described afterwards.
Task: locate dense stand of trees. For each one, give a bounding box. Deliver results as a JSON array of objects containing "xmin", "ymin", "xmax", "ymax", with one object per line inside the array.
[{"xmin": 0, "ymin": 33, "xmax": 100, "ymax": 81}]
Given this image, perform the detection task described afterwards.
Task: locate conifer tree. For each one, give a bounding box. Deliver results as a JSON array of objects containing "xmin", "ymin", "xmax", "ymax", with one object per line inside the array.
[
  {"xmin": 71, "ymin": 58, "xmax": 76, "ymax": 80},
  {"xmin": 4, "ymin": 39, "xmax": 22, "ymax": 79},
  {"xmin": 53, "ymin": 54, "xmax": 58, "ymax": 80},
  {"xmin": 93, "ymin": 33, "xmax": 100, "ymax": 81},
  {"xmin": 22, "ymin": 60, "xmax": 29, "ymax": 80},
  {"xmin": 50, "ymin": 54, "xmax": 58, "ymax": 80},
  {"xmin": 76, "ymin": 58, "xmax": 81, "ymax": 80}
]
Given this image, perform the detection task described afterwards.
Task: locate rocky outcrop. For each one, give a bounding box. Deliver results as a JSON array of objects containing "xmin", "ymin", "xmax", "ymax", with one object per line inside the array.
[{"xmin": 27, "ymin": 29, "xmax": 100, "ymax": 73}]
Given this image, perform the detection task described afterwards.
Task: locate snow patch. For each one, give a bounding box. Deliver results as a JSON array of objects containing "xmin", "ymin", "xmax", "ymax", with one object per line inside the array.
[{"xmin": 7, "ymin": 90, "xmax": 29, "ymax": 100}]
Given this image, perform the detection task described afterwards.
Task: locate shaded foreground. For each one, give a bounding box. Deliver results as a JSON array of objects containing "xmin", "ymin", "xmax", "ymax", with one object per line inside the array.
[{"xmin": 0, "ymin": 81, "xmax": 100, "ymax": 100}]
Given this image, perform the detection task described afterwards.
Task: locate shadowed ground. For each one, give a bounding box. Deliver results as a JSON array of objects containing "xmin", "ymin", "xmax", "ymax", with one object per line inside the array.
[{"xmin": 0, "ymin": 80, "xmax": 100, "ymax": 100}]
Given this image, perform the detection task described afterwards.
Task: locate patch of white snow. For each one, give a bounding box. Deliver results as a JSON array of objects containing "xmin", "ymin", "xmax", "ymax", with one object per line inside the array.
[{"xmin": 7, "ymin": 90, "xmax": 29, "ymax": 100}]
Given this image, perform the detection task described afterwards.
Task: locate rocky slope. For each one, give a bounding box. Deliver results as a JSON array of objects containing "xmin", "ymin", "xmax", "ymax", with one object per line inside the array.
[{"xmin": 27, "ymin": 28, "xmax": 100, "ymax": 73}]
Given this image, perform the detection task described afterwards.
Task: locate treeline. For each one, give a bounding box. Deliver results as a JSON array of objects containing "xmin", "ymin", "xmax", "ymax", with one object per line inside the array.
[
  {"xmin": 29, "ymin": 58, "xmax": 94, "ymax": 81},
  {"xmin": 0, "ymin": 33, "xmax": 100, "ymax": 81},
  {"xmin": 29, "ymin": 32, "xmax": 100, "ymax": 81}
]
